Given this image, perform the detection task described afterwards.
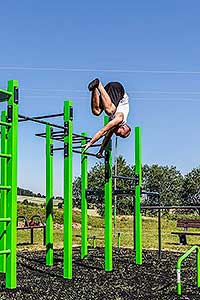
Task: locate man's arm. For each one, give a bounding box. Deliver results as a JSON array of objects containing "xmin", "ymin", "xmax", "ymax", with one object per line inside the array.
[
  {"xmin": 96, "ymin": 129, "xmax": 114, "ymax": 158},
  {"xmin": 83, "ymin": 113, "xmax": 123, "ymax": 152}
]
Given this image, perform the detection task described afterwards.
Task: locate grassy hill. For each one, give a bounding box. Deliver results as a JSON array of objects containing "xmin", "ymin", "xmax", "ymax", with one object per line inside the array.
[{"xmin": 16, "ymin": 201, "xmax": 200, "ymax": 253}]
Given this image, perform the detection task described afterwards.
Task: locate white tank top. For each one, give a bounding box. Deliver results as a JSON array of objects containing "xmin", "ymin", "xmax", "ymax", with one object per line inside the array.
[{"xmin": 109, "ymin": 93, "xmax": 129, "ymax": 125}]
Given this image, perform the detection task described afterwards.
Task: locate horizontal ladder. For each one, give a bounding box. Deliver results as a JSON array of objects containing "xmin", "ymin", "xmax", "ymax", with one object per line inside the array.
[
  {"xmin": 0, "ymin": 250, "xmax": 11, "ymax": 255},
  {"xmin": 0, "ymin": 121, "xmax": 12, "ymax": 127},
  {"xmin": 0, "ymin": 218, "xmax": 11, "ymax": 222},
  {"xmin": 0, "ymin": 185, "xmax": 11, "ymax": 190},
  {"xmin": 0, "ymin": 89, "xmax": 12, "ymax": 102},
  {"xmin": 0, "ymin": 153, "xmax": 11, "ymax": 159}
]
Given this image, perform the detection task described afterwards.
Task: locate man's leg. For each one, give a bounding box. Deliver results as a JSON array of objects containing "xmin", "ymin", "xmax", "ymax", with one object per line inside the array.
[
  {"xmin": 91, "ymin": 88, "xmax": 103, "ymax": 116},
  {"xmin": 97, "ymin": 82, "xmax": 116, "ymax": 115},
  {"xmin": 88, "ymin": 78, "xmax": 116, "ymax": 115}
]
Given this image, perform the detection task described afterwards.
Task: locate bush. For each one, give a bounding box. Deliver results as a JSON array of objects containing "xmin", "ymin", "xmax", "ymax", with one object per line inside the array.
[{"xmin": 22, "ymin": 199, "xmax": 29, "ymax": 205}]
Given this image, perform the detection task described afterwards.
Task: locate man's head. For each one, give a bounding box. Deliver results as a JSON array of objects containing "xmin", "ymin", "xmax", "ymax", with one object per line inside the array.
[{"xmin": 114, "ymin": 124, "xmax": 131, "ymax": 138}]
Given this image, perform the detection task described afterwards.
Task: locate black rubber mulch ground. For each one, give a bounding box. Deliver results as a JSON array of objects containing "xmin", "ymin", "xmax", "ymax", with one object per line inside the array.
[{"xmin": 0, "ymin": 247, "xmax": 199, "ymax": 300}]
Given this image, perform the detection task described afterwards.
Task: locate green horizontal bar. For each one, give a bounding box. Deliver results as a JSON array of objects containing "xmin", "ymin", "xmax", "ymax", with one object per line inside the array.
[
  {"xmin": 0, "ymin": 218, "xmax": 11, "ymax": 222},
  {"xmin": 0, "ymin": 89, "xmax": 12, "ymax": 102},
  {"xmin": 0, "ymin": 121, "xmax": 12, "ymax": 127},
  {"xmin": 0, "ymin": 185, "xmax": 11, "ymax": 190},
  {"xmin": 0, "ymin": 250, "xmax": 11, "ymax": 255},
  {"xmin": 0, "ymin": 153, "xmax": 11, "ymax": 159}
]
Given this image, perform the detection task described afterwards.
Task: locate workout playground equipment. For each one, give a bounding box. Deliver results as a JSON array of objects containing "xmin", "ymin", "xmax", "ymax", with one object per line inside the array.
[
  {"xmin": 0, "ymin": 80, "xmax": 18, "ymax": 289},
  {"xmin": 176, "ymin": 245, "xmax": 200, "ymax": 297},
  {"xmin": 0, "ymin": 80, "xmax": 158, "ymax": 289},
  {"xmin": 17, "ymin": 215, "xmax": 46, "ymax": 246}
]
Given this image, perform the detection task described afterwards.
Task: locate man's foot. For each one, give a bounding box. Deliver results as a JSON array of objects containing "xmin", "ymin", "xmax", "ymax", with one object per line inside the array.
[{"xmin": 88, "ymin": 78, "xmax": 100, "ymax": 91}]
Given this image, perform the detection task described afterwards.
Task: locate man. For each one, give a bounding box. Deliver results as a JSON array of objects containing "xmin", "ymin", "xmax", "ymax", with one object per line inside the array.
[{"xmin": 83, "ymin": 78, "xmax": 131, "ymax": 158}]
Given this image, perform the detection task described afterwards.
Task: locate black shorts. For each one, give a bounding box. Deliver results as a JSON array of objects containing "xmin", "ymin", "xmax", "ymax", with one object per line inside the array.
[{"xmin": 101, "ymin": 82, "xmax": 125, "ymax": 108}]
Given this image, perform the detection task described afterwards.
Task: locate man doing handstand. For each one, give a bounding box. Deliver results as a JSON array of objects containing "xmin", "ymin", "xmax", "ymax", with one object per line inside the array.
[{"xmin": 84, "ymin": 78, "xmax": 131, "ymax": 158}]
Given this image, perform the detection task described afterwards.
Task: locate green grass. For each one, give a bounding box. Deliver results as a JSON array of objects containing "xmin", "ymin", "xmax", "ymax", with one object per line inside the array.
[{"xmin": 17, "ymin": 203, "xmax": 200, "ymax": 253}]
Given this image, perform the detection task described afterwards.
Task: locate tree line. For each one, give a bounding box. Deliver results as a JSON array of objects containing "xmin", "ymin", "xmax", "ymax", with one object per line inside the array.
[
  {"xmin": 73, "ymin": 156, "xmax": 200, "ymax": 215},
  {"xmin": 17, "ymin": 187, "xmax": 45, "ymax": 198}
]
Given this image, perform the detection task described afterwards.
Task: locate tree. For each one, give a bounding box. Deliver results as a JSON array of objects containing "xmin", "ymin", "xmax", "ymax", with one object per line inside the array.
[
  {"xmin": 181, "ymin": 167, "xmax": 200, "ymax": 214},
  {"xmin": 72, "ymin": 161, "xmax": 105, "ymax": 209},
  {"xmin": 72, "ymin": 159, "xmax": 185, "ymax": 215},
  {"xmin": 72, "ymin": 176, "xmax": 81, "ymax": 208},
  {"xmin": 142, "ymin": 164, "xmax": 184, "ymax": 207},
  {"xmin": 73, "ymin": 156, "xmax": 135, "ymax": 215},
  {"xmin": 114, "ymin": 156, "xmax": 134, "ymax": 215}
]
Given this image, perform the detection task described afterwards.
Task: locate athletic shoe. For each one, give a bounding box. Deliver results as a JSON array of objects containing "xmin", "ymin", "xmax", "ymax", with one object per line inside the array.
[{"xmin": 88, "ymin": 78, "xmax": 99, "ymax": 91}]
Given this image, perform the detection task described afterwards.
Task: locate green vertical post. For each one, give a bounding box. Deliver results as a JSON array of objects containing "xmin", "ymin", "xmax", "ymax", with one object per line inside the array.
[
  {"xmin": 113, "ymin": 136, "xmax": 118, "ymax": 237},
  {"xmin": 63, "ymin": 100, "xmax": 73, "ymax": 279},
  {"xmin": 46, "ymin": 125, "xmax": 54, "ymax": 266},
  {"xmin": 6, "ymin": 80, "xmax": 18, "ymax": 288},
  {"xmin": 135, "ymin": 126, "xmax": 142, "ymax": 265},
  {"xmin": 81, "ymin": 132, "xmax": 88, "ymax": 259},
  {"xmin": 197, "ymin": 247, "xmax": 200, "ymax": 289},
  {"xmin": 104, "ymin": 116, "xmax": 113, "ymax": 272},
  {"xmin": 0, "ymin": 111, "xmax": 8, "ymax": 273}
]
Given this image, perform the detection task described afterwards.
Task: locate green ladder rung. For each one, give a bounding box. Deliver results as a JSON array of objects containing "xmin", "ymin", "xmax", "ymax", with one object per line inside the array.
[
  {"xmin": 0, "ymin": 218, "xmax": 11, "ymax": 222},
  {"xmin": 0, "ymin": 249, "xmax": 11, "ymax": 255},
  {"xmin": 0, "ymin": 121, "xmax": 12, "ymax": 127},
  {"xmin": 0, "ymin": 185, "xmax": 11, "ymax": 190},
  {"xmin": 0, "ymin": 89, "xmax": 12, "ymax": 102},
  {"xmin": 0, "ymin": 153, "xmax": 11, "ymax": 159}
]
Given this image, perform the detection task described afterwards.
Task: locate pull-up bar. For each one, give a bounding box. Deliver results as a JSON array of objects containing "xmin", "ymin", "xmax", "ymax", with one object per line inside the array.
[
  {"xmin": 52, "ymin": 147, "xmax": 101, "ymax": 158},
  {"xmin": 83, "ymin": 126, "xmax": 143, "ymax": 268},
  {"xmin": 18, "ymin": 114, "xmax": 64, "ymax": 129},
  {"xmin": 73, "ymin": 149, "xmax": 103, "ymax": 158},
  {"xmin": 72, "ymin": 143, "xmax": 102, "ymax": 149},
  {"xmin": 31, "ymin": 113, "xmax": 64, "ymax": 120},
  {"xmin": 35, "ymin": 130, "xmax": 91, "ymax": 143},
  {"xmin": 141, "ymin": 190, "xmax": 160, "ymax": 196}
]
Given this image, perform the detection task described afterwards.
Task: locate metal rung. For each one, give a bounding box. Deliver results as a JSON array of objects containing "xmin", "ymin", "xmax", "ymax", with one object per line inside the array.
[
  {"xmin": 0, "ymin": 249, "xmax": 11, "ymax": 255},
  {"xmin": 0, "ymin": 218, "xmax": 11, "ymax": 222},
  {"xmin": 0, "ymin": 89, "xmax": 12, "ymax": 102},
  {"xmin": 113, "ymin": 189, "xmax": 134, "ymax": 196},
  {"xmin": 0, "ymin": 153, "xmax": 12, "ymax": 159},
  {"xmin": 0, "ymin": 121, "xmax": 12, "ymax": 127},
  {"xmin": 0, "ymin": 185, "xmax": 11, "ymax": 190}
]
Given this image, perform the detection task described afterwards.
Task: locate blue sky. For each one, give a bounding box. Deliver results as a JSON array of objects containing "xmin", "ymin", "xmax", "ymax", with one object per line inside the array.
[{"xmin": 0, "ymin": 1, "xmax": 200, "ymax": 196}]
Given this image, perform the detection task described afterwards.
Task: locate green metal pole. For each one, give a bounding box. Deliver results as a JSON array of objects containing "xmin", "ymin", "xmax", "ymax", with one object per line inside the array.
[
  {"xmin": 114, "ymin": 136, "xmax": 118, "ymax": 237},
  {"xmin": 81, "ymin": 132, "xmax": 88, "ymax": 259},
  {"xmin": 63, "ymin": 100, "xmax": 73, "ymax": 279},
  {"xmin": 104, "ymin": 116, "xmax": 113, "ymax": 272},
  {"xmin": 0, "ymin": 111, "xmax": 7, "ymax": 273},
  {"xmin": 135, "ymin": 126, "xmax": 142, "ymax": 265},
  {"xmin": 177, "ymin": 268, "xmax": 181, "ymax": 296},
  {"xmin": 46, "ymin": 125, "xmax": 54, "ymax": 266},
  {"xmin": 197, "ymin": 247, "xmax": 200, "ymax": 288},
  {"xmin": 176, "ymin": 245, "xmax": 200, "ymax": 296},
  {"xmin": 6, "ymin": 80, "xmax": 18, "ymax": 288}
]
